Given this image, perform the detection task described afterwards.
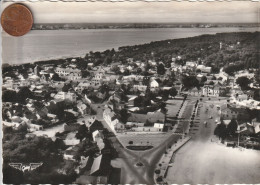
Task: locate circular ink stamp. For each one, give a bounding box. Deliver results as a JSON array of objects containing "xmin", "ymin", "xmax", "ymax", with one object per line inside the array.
[{"xmin": 1, "ymin": 3, "xmax": 33, "ymax": 36}]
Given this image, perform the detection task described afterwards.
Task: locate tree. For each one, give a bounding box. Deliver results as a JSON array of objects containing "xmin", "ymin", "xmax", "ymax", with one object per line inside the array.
[
  {"xmin": 201, "ymin": 76, "xmax": 207, "ymax": 83},
  {"xmin": 143, "ymin": 77, "xmax": 150, "ymax": 86},
  {"xmin": 81, "ymin": 70, "xmax": 90, "ymax": 78},
  {"xmin": 2, "ymin": 90, "xmax": 17, "ymax": 102},
  {"xmin": 111, "ymin": 65, "xmax": 120, "ymax": 74},
  {"xmin": 62, "ymin": 83, "xmax": 73, "ymax": 92},
  {"xmin": 214, "ymin": 121, "xmax": 228, "ymax": 140},
  {"xmin": 227, "ymin": 119, "xmax": 238, "ymax": 136},
  {"xmin": 236, "ymin": 76, "xmax": 251, "ymax": 90},
  {"xmin": 169, "ymin": 87, "xmax": 178, "ymax": 97},
  {"xmin": 16, "ymin": 87, "xmax": 34, "ymax": 104},
  {"xmin": 220, "ymin": 87, "xmax": 231, "ymax": 97},
  {"xmin": 99, "ymin": 84, "xmax": 110, "ymax": 94},
  {"xmin": 157, "ymin": 63, "xmax": 165, "ymax": 75},
  {"xmin": 76, "ymin": 124, "xmax": 89, "ymax": 142},
  {"xmin": 136, "ymin": 67, "xmax": 142, "ymax": 74},
  {"xmin": 253, "ymin": 89, "xmax": 260, "ymax": 101},
  {"xmin": 134, "ymin": 96, "xmax": 144, "ymax": 107},
  {"xmin": 196, "ymin": 69, "xmax": 201, "ymax": 73},
  {"xmin": 51, "ymin": 73, "xmax": 62, "ymax": 81},
  {"xmin": 161, "ymin": 90, "xmax": 169, "ymax": 100},
  {"xmin": 119, "ymin": 108, "xmax": 129, "ymax": 124},
  {"xmin": 181, "ymin": 75, "xmax": 199, "ymax": 89}
]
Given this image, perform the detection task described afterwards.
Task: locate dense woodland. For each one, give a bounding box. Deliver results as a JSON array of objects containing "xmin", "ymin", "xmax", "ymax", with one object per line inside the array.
[{"xmin": 117, "ymin": 32, "xmax": 260, "ymax": 74}]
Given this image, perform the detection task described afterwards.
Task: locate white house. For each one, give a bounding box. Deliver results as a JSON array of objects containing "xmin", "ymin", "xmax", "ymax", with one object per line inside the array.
[
  {"xmin": 202, "ymin": 85, "xmax": 220, "ymax": 97},
  {"xmin": 103, "ymin": 108, "xmax": 119, "ymax": 132},
  {"xmin": 133, "ymin": 85, "xmax": 147, "ymax": 92},
  {"xmin": 196, "ymin": 65, "xmax": 212, "ymax": 73},
  {"xmin": 186, "ymin": 61, "xmax": 197, "ymax": 68},
  {"xmin": 54, "ymin": 92, "xmax": 77, "ymax": 102},
  {"xmin": 150, "ymin": 79, "xmax": 159, "ymax": 89},
  {"xmin": 55, "ymin": 67, "xmax": 81, "ymax": 79},
  {"xmin": 154, "ymin": 123, "xmax": 164, "ymax": 130}
]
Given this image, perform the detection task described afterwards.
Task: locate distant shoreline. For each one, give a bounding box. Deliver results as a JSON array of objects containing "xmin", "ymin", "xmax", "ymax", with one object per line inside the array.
[
  {"xmin": 31, "ymin": 22, "xmax": 260, "ymax": 30},
  {"xmin": 3, "ymin": 29, "xmax": 260, "ymax": 67}
]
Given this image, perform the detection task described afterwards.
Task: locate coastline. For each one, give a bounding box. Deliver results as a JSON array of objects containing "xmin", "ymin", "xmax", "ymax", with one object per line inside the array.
[{"xmin": 2, "ymin": 28, "xmax": 259, "ymax": 66}]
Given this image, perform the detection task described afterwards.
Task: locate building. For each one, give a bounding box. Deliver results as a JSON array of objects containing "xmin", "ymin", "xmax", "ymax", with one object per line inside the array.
[
  {"xmin": 54, "ymin": 91, "xmax": 77, "ymax": 102},
  {"xmin": 27, "ymin": 123, "xmax": 43, "ymax": 131},
  {"xmin": 189, "ymin": 87, "xmax": 201, "ymax": 96},
  {"xmin": 220, "ymin": 104, "xmax": 250, "ymax": 122},
  {"xmin": 150, "ymin": 79, "xmax": 159, "ymax": 89},
  {"xmin": 67, "ymin": 72, "xmax": 82, "ymax": 81},
  {"xmin": 2, "ymin": 121, "xmax": 21, "ymax": 130},
  {"xmin": 133, "ymin": 85, "xmax": 147, "ymax": 92},
  {"xmin": 196, "ymin": 65, "xmax": 212, "ymax": 73},
  {"xmin": 122, "ymin": 75, "xmax": 144, "ymax": 82},
  {"xmin": 90, "ymin": 154, "xmax": 111, "ymax": 176},
  {"xmin": 40, "ymin": 74, "xmax": 50, "ymax": 82},
  {"xmin": 216, "ymin": 71, "xmax": 229, "ymax": 82},
  {"xmin": 125, "ymin": 122, "xmax": 145, "ymax": 128},
  {"xmin": 89, "ymin": 120, "xmax": 104, "ymax": 133},
  {"xmin": 92, "ymin": 72, "xmax": 104, "ymax": 82},
  {"xmin": 103, "ymin": 108, "xmax": 124, "ymax": 133},
  {"xmin": 55, "ymin": 67, "xmax": 81, "ymax": 79},
  {"xmin": 202, "ymin": 85, "xmax": 220, "ymax": 97},
  {"xmin": 63, "ymin": 146, "xmax": 77, "ymax": 161},
  {"xmin": 77, "ymin": 115, "xmax": 96, "ymax": 127},
  {"xmin": 64, "ymin": 139, "xmax": 80, "ymax": 146},
  {"xmin": 220, "ymin": 104, "xmax": 238, "ymax": 119},
  {"xmin": 77, "ymin": 101, "xmax": 88, "ymax": 115},
  {"xmin": 127, "ymin": 96, "xmax": 138, "ymax": 107},
  {"xmin": 92, "ymin": 130, "xmax": 105, "ymax": 151},
  {"xmin": 77, "ymin": 81, "xmax": 101, "ymax": 92},
  {"xmin": 131, "ymin": 123, "xmax": 164, "ymax": 132},
  {"xmin": 186, "ymin": 61, "xmax": 197, "ymax": 68}
]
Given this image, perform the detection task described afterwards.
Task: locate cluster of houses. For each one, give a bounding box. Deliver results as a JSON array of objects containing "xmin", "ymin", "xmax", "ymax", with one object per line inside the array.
[
  {"xmin": 218, "ymin": 104, "xmax": 260, "ymax": 141},
  {"xmin": 2, "ymin": 54, "xmax": 260, "ymax": 183},
  {"xmin": 3, "ymin": 57, "xmax": 259, "ymax": 134},
  {"xmin": 58, "ymin": 118, "xmax": 117, "ymax": 184}
]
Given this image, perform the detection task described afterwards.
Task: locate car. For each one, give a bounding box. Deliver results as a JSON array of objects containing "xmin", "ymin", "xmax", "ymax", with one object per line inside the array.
[{"xmin": 209, "ymin": 116, "xmax": 213, "ymax": 119}]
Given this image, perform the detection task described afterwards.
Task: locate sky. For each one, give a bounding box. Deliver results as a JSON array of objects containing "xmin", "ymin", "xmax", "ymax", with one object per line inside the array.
[{"xmin": 1, "ymin": 1, "xmax": 260, "ymax": 24}]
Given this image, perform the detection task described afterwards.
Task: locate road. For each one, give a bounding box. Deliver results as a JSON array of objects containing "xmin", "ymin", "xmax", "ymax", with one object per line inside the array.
[
  {"xmin": 117, "ymin": 133, "xmax": 181, "ymax": 184},
  {"xmin": 165, "ymin": 97, "xmax": 260, "ymax": 184},
  {"xmin": 91, "ymin": 102, "xmax": 183, "ymax": 184}
]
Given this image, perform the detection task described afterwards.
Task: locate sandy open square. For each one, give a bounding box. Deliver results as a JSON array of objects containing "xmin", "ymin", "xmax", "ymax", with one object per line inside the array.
[{"xmin": 166, "ymin": 98, "xmax": 260, "ymax": 184}]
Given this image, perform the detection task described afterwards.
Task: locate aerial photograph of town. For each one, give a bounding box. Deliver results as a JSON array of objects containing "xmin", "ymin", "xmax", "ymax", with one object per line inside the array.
[{"xmin": 1, "ymin": 1, "xmax": 260, "ymax": 184}]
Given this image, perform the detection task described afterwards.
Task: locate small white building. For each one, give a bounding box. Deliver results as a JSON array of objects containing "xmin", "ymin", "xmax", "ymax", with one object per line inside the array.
[{"xmin": 150, "ymin": 79, "xmax": 159, "ymax": 89}]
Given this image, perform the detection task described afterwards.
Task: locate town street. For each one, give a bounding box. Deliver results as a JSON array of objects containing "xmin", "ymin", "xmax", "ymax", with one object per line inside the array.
[
  {"xmin": 165, "ymin": 98, "xmax": 260, "ymax": 184},
  {"xmin": 117, "ymin": 133, "xmax": 181, "ymax": 184},
  {"xmin": 92, "ymin": 99, "xmax": 190, "ymax": 184}
]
